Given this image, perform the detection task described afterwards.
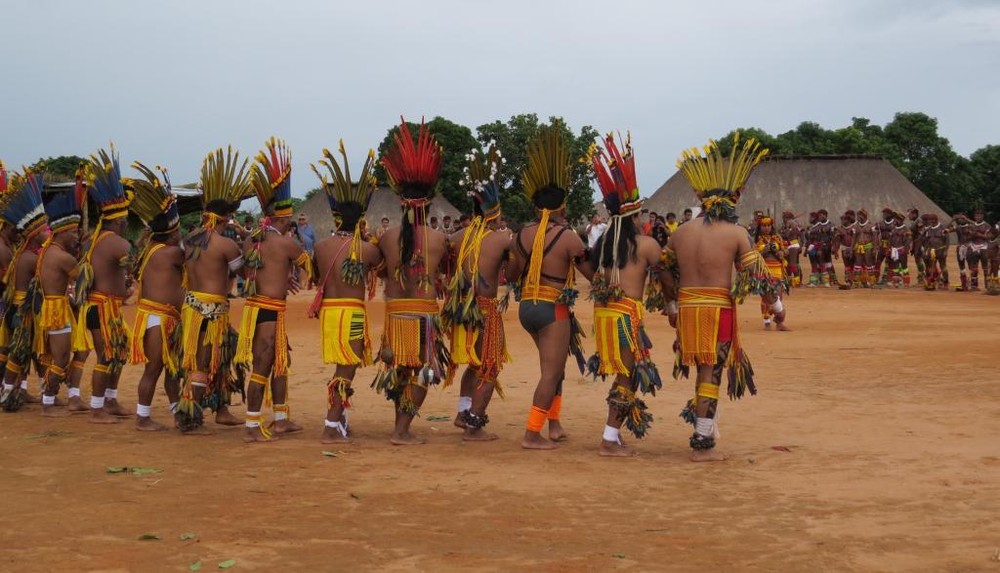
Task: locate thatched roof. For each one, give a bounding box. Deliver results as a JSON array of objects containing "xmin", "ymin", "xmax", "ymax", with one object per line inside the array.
[
  {"xmin": 644, "ymin": 156, "xmax": 948, "ymax": 222},
  {"xmin": 297, "ymin": 185, "xmax": 462, "ymax": 236}
]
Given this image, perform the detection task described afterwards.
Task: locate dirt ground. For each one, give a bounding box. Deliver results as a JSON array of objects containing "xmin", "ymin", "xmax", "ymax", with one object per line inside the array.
[{"xmin": 2, "ymin": 268, "xmax": 999, "ymax": 572}]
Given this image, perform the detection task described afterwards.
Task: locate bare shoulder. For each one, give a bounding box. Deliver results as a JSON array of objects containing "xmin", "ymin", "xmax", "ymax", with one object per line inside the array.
[
  {"xmin": 362, "ymin": 240, "xmax": 382, "ymax": 262},
  {"xmin": 636, "ymin": 235, "xmax": 662, "ymax": 262}
]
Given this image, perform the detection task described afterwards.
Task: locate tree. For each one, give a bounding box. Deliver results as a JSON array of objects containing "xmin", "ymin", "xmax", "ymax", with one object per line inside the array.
[
  {"xmin": 476, "ymin": 113, "xmax": 597, "ymax": 226},
  {"xmin": 30, "ymin": 155, "xmax": 88, "ymax": 181},
  {"xmin": 883, "ymin": 112, "xmax": 969, "ymax": 213},
  {"xmin": 969, "ymin": 144, "xmax": 1000, "ymax": 219},
  {"xmin": 374, "ymin": 116, "xmax": 479, "ymax": 213}
]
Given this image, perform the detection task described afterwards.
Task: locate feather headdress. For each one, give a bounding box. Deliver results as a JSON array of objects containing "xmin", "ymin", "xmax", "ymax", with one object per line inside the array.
[
  {"xmin": 183, "ymin": 146, "xmax": 251, "ymax": 260},
  {"xmin": 251, "ymin": 137, "xmax": 293, "ymax": 218},
  {"xmin": 130, "ymin": 162, "xmax": 179, "ymax": 237},
  {"xmin": 42, "ymin": 168, "xmax": 86, "ymax": 234},
  {"xmin": 462, "ymin": 141, "xmax": 503, "ymax": 221},
  {"xmin": 86, "ymin": 145, "xmax": 132, "ymax": 221},
  {"xmin": 381, "ymin": 117, "xmax": 442, "ymax": 203},
  {"xmin": 522, "ymin": 126, "xmax": 571, "ymax": 211},
  {"xmin": 311, "ymin": 140, "xmax": 378, "ymax": 217},
  {"xmin": 593, "ymin": 132, "xmax": 640, "ymax": 218},
  {"xmin": 676, "ymin": 132, "xmax": 769, "ymax": 223},
  {"xmin": 3, "ymin": 169, "xmax": 48, "ymax": 237}
]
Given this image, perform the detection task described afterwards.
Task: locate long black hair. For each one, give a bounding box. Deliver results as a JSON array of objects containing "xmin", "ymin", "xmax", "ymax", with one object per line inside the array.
[
  {"xmin": 590, "ymin": 215, "xmax": 639, "ymax": 270},
  {"xmin": 336, "ymin": 201, "xmax": 364, "ymax": 234}
]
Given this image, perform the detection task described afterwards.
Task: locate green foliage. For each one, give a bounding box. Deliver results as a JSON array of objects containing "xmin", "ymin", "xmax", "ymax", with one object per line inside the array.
[
  {"xmin": 476, "ymin": 113, "xmax": 597, "ymax": 226},
  {"xmin": 374, "ymin": 116, "xmax": 479, "ymax": 213},
  {"xmin": 716, "ymin": 113, "xmax": 997, "ymax": 218},
  {"xmin": 30, "ymin": 155, "xmax": 87, "ymax": 181}
]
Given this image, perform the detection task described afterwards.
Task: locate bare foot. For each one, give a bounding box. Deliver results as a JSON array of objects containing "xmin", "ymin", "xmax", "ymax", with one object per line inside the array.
[
  {"xmin": 41, "ymin": 405, "xmax": 70, "ymax": 418},
  {"xmin": 53, "ymin": 396, "xmax": 68, "ymax": 407},
  {"xmin": 764, "ymin": 322, "xmax": 772, "ymax": 330},
  {"xmin": 136, "ymin": 416, "xmax": 168, "ymax": 432},
  {"xmin": 547, "ymin": 421, "xmax": 568, "ymax": 442},
  {"xmin": 22, "ymin": 390, "xmax": 41, "ymax": 404},
  {"xmin": 104, "ymin": 399, "xmax": 131, "ymax": 418},
  {"xmin": 320, "ymin": 427, "xmax": 351, "ymax": 444},
  {"xmin": 453, "ymin": 416, "xmax": 467, "ymax": 430},
  {"xmin": 390, "ymin": 431, "xmax": 426, "ymax": 445},
  {"xmin": 776, "ymin": 323, "xmax": 791, "ymax": 332},
  {"xmin": 522, "ymin": 432, "xmax": 559, "ymax": 450},
  {"xmin": 690, "ymin": 448, "xmax": 728, "ymax": 462},
  {"xmin": 599, "ymin": 439, "xmax": 637, "ymax": 457},
  {"xmin": 463, "ymin": 428, "xmax": 499, "ymax": 442},
  {"xmin": 214, "ymin": 408, "xmax": 242, "ymax": 426},
  {"xmin": 243, "ymin": 426, "xmax": 277, "ymax": 443},
  {"xmin": 90, "ymin": 409, "xmax": 121, "ymax": 424},
  {"xmin": 67, "ymin": 396, "xmax": 89, "ymax": 414},
  {"xmin": 180, "ymin": 425, "xmax": 215, "ymax": 436},
  {"xmin": 271, "ymin": 419, "xmax": 303, "ymax": 435}
]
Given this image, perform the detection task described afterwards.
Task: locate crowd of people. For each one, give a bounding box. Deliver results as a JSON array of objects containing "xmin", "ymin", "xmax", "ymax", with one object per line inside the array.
[{"xmin": 0, "ymin": 127, "xmax": 784, "ymax": 461}]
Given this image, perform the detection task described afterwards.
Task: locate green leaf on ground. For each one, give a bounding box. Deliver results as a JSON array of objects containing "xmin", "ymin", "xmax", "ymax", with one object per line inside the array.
[
  {"xmin": 180, "ymin": 532, "xmax": 198, "ymax": 541},
  {"xmin": 612, "ymin": 553, "xmax": 626, "ymax": 559},
  {"xmin": 426, "ymin": 415, "xmax": 450, "ymax": 421},
  {"xmin": 130, "ymin": 467, "xmax": 162, "ymax": 476},
  {"xmin": 138, "ymin": 533, "xmax": 160, "ymax": 540},
  {"xmin": 106, "ymin": 467, "xmax": 162, "ymax": 475},
  {"xmin": 218, "ymin": 559, "xmax": 237, "ymax": 569},
  {"xmin": 190, "ymin": 561, "xmax": 203, "ymax": 572},
  {"xmin": 321, "ymin": 451, "xmax": 338, "ymax": 457}
]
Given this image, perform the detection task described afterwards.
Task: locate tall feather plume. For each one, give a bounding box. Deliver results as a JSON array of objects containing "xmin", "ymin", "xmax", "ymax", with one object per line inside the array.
[
  {"xmin": 311, "ymin": 140, "xmax": 378, "ymax": 212},
  {"xmin": 201, "ymin": 146, "xmax": 252, "ymax": 206},
  {"xmin": 521, "ymin": 126, "xmax": 570, "ymax": 203},
  {"xmin": 251, "ymin": 137, "xmax": 292, "ymax": 214},
  {"xmin": 593, "ymin": 131, "xmax": 640, "ymax": 216},
  {"xmin": 129, "ymin": 162, "xmax": 175, "ymax": 224},
  {"xmin": 381, "ymin": 117, "xmax": 443, "ymax": 196}
]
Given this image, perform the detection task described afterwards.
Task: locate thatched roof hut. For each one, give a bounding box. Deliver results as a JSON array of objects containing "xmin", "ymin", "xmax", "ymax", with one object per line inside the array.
[
  {"xmin": 297, "ymin": 185, "xmax": 462, "ymax": 236},
  {"xmin": 644, "ymin": 155, "xmax": 948, "ymax": 222}
]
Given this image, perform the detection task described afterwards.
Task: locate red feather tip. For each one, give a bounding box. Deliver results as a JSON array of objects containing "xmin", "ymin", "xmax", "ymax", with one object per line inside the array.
[{"xmin": 381, "ymin": 116, "xmax": 442, "ymax": 189}]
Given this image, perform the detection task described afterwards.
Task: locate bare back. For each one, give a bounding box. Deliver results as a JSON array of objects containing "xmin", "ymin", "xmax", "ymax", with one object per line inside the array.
[
  {"xmin": 669, "ymin": 219, "xmax": 752, "ymax": 289},
  {"xmin": 246, "ymin": 231, "xmax": 303, "ymax": 300},
  {"xmin": 141, "ymin": 244, "xmax": 185, "ymax": 308},
  {"xmin": 314, "ymin": 234, "xmax": 383, "ymax": 300},
  {"xmin": 596, "ymin": 234, "xmax": 662, "ymax": 300},
  {"xmin": 14, "ymin": 251, "xmax": 38, "ymax": 291},
  {"xmin": 449, "ymin": 226, "xmax": 512, "ymax": 299},
  {"xmin": 90, "ymin": 231, "xmax": 130, "ymax": 297},
  {"xmin": 39, "ymin": 246, "xmax": 76, "ymax": 297},
  {"xmin": 510, "ymin": 222, "xmax": 592, "ymax": 288},
  {"xmin": 379, "ymin": 224, "xmax": 447, "ymax": 300},
  {"xmin": 185, "ymin": 230, "xmax": 241, "ymax": 296}
]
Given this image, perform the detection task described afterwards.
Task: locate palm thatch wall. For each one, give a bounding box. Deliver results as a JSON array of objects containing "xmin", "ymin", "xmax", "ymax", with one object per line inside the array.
[
  {"xmin": 643, "ymin": 156, "xmax": 948, "ymax": 222},
  {"xmin": 298, "ymin": 185, "xmax": 462, "ymax": 236}
]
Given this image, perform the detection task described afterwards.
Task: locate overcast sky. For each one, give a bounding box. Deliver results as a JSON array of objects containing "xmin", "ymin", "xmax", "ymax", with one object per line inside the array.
[{"xmin": 2, "ymin": 0, "xmax": 998, "ymax": 201}]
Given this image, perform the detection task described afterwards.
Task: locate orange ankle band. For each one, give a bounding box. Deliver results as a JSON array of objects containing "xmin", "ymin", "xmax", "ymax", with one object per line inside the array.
[
  {"xmin": 70, "ymin": 360, "xmax": 85, "ymax": 371},
  {"xmin": 94, "ymin": 363, "xmax": 110, "ymax": 374},
  {"xmin": 547, "ymin": 395, "xmax": 562, "ymax": 420},
  {"xmin": 249, "ymin": 373, "xmax": 268, "ymax": 386},
  {"xmin": 526, "ymin": 405, "xmax": 548, "ymax": 432}
]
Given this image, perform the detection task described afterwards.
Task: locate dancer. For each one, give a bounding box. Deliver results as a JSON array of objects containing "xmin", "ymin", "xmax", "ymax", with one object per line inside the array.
[
  {"xmin": 755, "ymin": 216, "xmax": 790, "ymax": 330},
  {"xmin": 665, "ymin": 133, "xmax": 776, "ymax": 462},
  {"xmin": 309, "ymin": 142, "xmax": 382, "ymax": 443},
  {"xmin": 507, "ymin": 126, "xmax": 593, "ymax": 450}
]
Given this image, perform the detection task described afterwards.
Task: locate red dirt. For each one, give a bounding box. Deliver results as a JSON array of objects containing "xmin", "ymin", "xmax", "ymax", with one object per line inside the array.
[{"xmin": 2, "ymin": 274, "xmax": 998, "ymax": 571}]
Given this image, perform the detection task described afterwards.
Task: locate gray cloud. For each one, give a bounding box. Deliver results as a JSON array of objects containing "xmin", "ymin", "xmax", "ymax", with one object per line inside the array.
[{"xmin": 2, "ymin": 0, "xmax": 997, "ymax": 200}]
